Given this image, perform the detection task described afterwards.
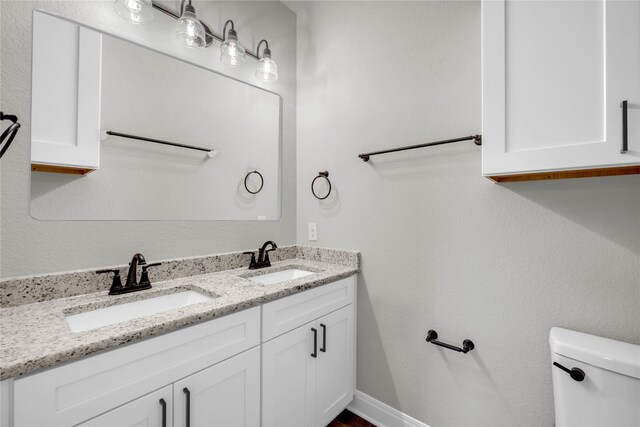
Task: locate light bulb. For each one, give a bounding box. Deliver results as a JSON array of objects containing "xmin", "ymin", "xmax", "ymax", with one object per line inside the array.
[
  {"xmin": 255, "ymin": 50, "xmax": 278, "ymax": 82},
  {"xmin": 113, "ymin": 0, "xmax": 153, "ymax": 24},
  {"xmin": 126, "ymin": 0, "xmax": 142, "ymax": 13},
  {"xmin": 187, "ymin": 22, "xmax": 198, "ymax": 38},
  {"xmin": 176, "ymin": 4, "xmax": 206, "ymax": 48},
  {"xmin": 220, "ymin": 30, "xmax": 246, "ymax": 66}
]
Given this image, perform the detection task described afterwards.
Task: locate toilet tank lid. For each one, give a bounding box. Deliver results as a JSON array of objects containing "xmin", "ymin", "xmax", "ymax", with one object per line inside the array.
[{"xmin": 549, "ymin": 328, "xmax": 640, "ymax": 379}]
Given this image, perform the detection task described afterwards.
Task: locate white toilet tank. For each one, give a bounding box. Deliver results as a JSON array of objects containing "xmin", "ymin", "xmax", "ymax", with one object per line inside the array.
[{"xmin": 549, "ymin": 327, "xmax": 640, "ymax": 427}]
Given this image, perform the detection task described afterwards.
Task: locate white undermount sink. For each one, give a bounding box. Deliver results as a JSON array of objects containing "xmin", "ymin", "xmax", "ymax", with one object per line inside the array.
[
  {"xmin": 65, "ymin": 290, "xmax": 214, "ymax": 333},
  {"xmin": 248, "ymin": 268, "xmax": 315, "ymax": 285}
]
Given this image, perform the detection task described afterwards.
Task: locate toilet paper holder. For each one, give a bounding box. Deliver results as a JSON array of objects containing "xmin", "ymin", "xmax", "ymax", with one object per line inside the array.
[{"xmin": 426, "ymin": 330, "xmax": 475, "ymax": 354}]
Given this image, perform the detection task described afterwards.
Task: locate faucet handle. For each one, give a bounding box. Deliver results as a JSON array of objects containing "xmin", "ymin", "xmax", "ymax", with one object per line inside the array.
[
  {"xmin": 264, "ymin": 248, "xmax": 277, "ymax": 265},
  {"xmin": 142, "ymin": 262, "xmax": 162, "ymax": 270},
  {"xmin": 139, "ymin": 262, "xmax": 162, "ymax": 286},
  {"xmin": 96, "ymin": 268, "xmax": 120, "ymax": 274},
  {"xmin": 243, "ymin": 251, "xmax": 258, "ymax": 270},
  {"xmin": 96, "ymin": 269, "xmax": 123, "ymax": 294}
]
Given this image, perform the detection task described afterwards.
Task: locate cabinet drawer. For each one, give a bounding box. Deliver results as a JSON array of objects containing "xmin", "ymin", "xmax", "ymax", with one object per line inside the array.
[
  {"xmin": 262, "ymin": 276, "xmax": 355, "ymax": 342},
  {"xmin": 13, "ymin": 307, "xmax": 260, "ymax": 427},
  {"xmin": 76, "ymin": 385, "xmax": 172, "ymax": 427}
]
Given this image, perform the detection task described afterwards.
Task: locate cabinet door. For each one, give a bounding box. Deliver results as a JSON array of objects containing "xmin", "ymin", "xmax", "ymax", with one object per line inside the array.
[
  {"xmin": 174, "ymin": 346, "xmax": 260, "ymax": 427},
  {"xmin": 77, "ymin": 385, "xmax": 172, "ymax": 427},
  {"xmin": 262, "ymin": 321, "xmax": 317, "ymax": 427},
  {"xmin": 31, "ymin": 11, "xmax": 102, "ymax": 171},
  {"xmin": 482, "ymin": 0, "xmax": 640, "ymax": 177},
  {"xmin": 315, "ymin": 306, "xmax": 355, "ymax": 427}
]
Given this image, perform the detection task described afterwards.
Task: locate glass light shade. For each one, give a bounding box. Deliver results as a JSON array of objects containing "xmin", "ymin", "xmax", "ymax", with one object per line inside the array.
[
  {"xmin": 255, "ymin": 55, "xmax": 278, "ymax": 82},
  {"xmin": 176, "ymin": 5, "xmax": 206, "ymax": 48},
  {"xmin": 220, "ymin": 36, "xmax": 247, "ymax": 66},
  {"xmin": 113, "ymin": 0, "xmax": 153, "ymax": 24}
]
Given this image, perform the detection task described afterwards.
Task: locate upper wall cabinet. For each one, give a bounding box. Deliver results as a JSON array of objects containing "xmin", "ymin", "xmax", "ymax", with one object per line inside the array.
[
  {"xmin": 31, "ymin": 12, "xmax": 102, "ymax": 174},
  {"xmin": 482, "ymin": 0, "xmax": 640, "ymax": 182}
]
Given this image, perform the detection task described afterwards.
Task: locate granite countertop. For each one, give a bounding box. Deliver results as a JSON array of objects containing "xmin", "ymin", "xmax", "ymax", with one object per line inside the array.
[{"xmin": 0, "ymin": 258, "xmax": 358, "ymax": 381}]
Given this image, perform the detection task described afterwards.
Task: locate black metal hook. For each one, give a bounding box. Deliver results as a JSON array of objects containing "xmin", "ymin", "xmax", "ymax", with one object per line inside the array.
[
  {"xmin": 311, "ymin": 171, "xmax": 332, "ymax": 200},
  {"xmin": 0, "ymin": 112, "xmax": 21, "ymax": 159},
  {"xmin": 426, "ymin": 330, "xmax": 475, "ymax": 354},
  {"xmin": 244, "ymin": 170, "xmax": 264, "ymax": 194}
]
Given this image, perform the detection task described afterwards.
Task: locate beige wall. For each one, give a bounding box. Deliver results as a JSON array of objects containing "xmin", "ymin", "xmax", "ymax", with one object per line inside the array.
[
  {"xmin": 1, "ymin": 0, "xmax": 297, "ymax": 277},
  {"xmin": 294, "ymin": 1, "xmax": 640, "ymax": 425}
]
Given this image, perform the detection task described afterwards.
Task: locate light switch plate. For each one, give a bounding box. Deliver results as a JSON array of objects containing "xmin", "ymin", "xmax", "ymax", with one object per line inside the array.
[{"xmin": 308, "ymin": 223, "xmax": 317, "ymax": 241}]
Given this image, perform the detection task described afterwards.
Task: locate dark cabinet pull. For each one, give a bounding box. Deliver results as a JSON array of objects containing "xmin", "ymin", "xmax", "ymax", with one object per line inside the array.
[
  {"xmin": 553, "ymin": 362, "xmax": 585, "ymax": 382},
  {"xmin": 621, "ymin": 100, "xmax": 628, "ymax": 153},
  {"xmin": 320, "ymin": 324, "xmax": 327, "ymax": 352},
  {"xmin": 183, "ymin": 387, "xmax": 191, "ymax": 427},
  {"xmin": 311, "ymin": 328, "xmax": 318, "ymax": 358},
  {"xmin": 159, "ymin": 398, "xmax": 167, "ymax": 427}
]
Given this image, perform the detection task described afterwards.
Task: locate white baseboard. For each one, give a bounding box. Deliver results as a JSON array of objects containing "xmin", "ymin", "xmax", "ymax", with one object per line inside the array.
[{"xmin": 347, "ymin": 390, "xmax": 430, "ymax": 427}]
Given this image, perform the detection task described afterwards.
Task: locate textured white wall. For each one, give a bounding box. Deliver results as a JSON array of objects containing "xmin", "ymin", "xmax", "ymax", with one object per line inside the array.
[
  {"xmin": 1, "ymin": 0, "xmax": 296, "ymax": 277},
  {"xmin": 294, "ymin": 2, "xmax": 640, "ymax": 426}
]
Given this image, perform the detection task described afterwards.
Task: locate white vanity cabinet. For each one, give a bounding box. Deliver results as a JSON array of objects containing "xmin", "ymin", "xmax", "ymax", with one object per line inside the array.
[
  {"xmin": 30, "ymin": 11, "xmax": 102, "ymax": 174},
  {"xmin": 11, "ymin": 307, "xmax": 260, "ymax": 426},
  {"xmin": 4, "ymin": 275, "xmax": 357, "ymax": 427},
  {"xmin": 482, "ymin": 0, "xmax": 640, "ymax": 182},
  {"xmin": 262, "ymin": 277, "xmax": 356, "ymax": 427}
]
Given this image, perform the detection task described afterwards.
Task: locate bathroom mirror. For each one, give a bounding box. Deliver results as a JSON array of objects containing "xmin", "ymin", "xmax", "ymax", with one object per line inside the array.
[{"xmin": 29, "ymin": 12, "xmax": 281, "ymax": 220}]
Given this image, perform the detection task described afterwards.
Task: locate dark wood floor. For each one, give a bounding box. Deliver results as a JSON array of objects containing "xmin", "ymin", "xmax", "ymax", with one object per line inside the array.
[{"xmin": 328, "ymin": 410, "xmax": 377, "ymax": 427}]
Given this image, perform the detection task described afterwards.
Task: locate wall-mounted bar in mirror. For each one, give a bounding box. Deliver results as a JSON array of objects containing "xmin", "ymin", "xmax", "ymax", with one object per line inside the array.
[{"xmin": 102, "ymin": 131, "xmax": 217, "ymax": 158}]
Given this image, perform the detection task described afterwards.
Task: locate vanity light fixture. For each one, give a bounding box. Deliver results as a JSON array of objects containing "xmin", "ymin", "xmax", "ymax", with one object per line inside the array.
[
  {"xmin": 113, "ymin": 0, "xmax": 153, "ymax": 24},
  {"xmin": 115, "ymin": 1, "xmax": 278, "ymax": 82},
  {"xmin": 220, "ymin": 20, "xmax": 247, "ymax": 66},
  {"xmin": 255, "ymin": 40, "xmax": 278, "ymax": 82},
  {"xmin": 175, "ymin": 0, "xmax": 206, "ymax": 48}
]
